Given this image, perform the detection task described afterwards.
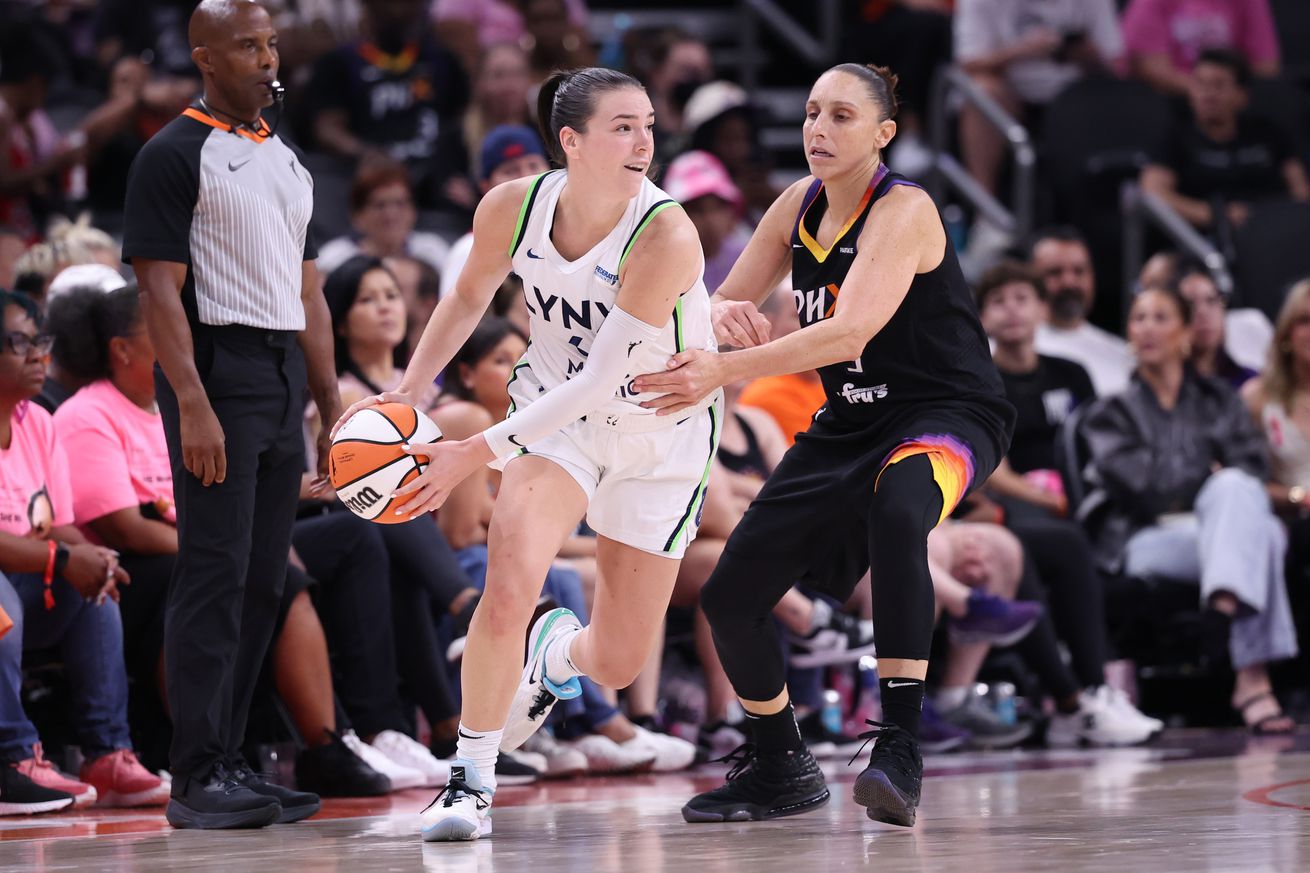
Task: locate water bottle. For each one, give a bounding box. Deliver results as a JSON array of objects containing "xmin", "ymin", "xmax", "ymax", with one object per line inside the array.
[
  {"xmin": 821, "ymin": 689, "xmax": 844, "ymax": 736},
  {"xmin": 942, "ymin": 203, "xmax": 969, "ymax": 254},
  {"xmin": 991, "ymin": 682, "xmax": 1017, "ymax": 726}
]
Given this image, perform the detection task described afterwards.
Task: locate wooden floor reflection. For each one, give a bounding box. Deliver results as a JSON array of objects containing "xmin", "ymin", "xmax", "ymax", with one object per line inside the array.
[{"xmin": 3, "ymin": 729, "xmax": 1308, "ymax": 873}]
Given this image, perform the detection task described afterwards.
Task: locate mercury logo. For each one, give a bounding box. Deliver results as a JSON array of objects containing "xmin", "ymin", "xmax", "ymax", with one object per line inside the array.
[
  {"xmin": 344, "ymin": 486, "xmax": 384, "ymax": 514},
  {"xmin": 841, "ymin": 383, "xmax": 888, "ymax": 404}
]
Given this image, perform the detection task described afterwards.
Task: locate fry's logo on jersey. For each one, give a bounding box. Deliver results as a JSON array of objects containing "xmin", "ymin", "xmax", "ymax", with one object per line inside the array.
[
  {"xmin": 841, "ymin": 383, "xmax": 888, "ymax": 404},
  {"xmin": 795, "ymin": 283, "xmax": 840, "ymax": 324}
]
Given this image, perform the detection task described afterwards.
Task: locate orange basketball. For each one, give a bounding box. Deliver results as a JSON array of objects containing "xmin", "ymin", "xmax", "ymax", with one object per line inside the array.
[{"xmin": 329, "ymin": 402, "xmax": 443, "ymax": 524}]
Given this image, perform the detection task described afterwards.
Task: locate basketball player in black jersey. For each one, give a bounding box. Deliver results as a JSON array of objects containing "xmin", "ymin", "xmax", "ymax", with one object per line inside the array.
[{"xmin": 635, "ymin": 63, "xmax": 1014, "ymax": 827}]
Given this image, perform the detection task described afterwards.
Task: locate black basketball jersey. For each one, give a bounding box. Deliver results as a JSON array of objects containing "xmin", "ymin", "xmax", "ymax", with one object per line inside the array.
[{"xmin": 790, "ymin": 165, "xmax": 1013, "ymax": 437}]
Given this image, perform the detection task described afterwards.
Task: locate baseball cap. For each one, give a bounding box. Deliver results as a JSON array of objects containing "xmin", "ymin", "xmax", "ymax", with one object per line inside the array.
[
  {"xmin": 479, "ymin": 125, "xmax": 547, "ymax": 181},
  {"xmin": 662, "ymin": 150, "xmax": 742, "ymax": 210},
  {"xmin": 681, "ymin": 81, "xmax": 750, "ymax": 139},
  {"xmin": 46, "ymin": 263, "xmax": 128, "ymax": 300}
]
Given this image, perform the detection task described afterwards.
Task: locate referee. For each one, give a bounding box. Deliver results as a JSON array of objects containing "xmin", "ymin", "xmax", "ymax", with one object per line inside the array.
[{"xmin": 122, "ymin": 0, "xmax": 341, "ymax": 830}]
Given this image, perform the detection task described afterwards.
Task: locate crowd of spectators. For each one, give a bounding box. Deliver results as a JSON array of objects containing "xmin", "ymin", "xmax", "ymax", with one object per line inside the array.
[{"xmin": 1, "ymin": 0, "xmax": 1307, "ymax": 815}]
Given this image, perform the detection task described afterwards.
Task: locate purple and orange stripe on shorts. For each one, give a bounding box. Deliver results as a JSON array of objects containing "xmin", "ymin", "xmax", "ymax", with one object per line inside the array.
[{"xmin": 875, "ymin": 433, "xmax": 976, "ymax": 526}]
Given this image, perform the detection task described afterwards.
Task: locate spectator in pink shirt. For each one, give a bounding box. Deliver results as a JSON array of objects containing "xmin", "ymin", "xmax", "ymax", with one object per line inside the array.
[
  {"xmin": 1122, "ymin": 0, "xmax": 1280, "ymax": 96},
  {"xmin": 50, "ymin": 285, "xmax": 399, "ymax": 798},
  {"xmin": 0, "ymin": 289, "xmax": 168, "ymax": 811}
]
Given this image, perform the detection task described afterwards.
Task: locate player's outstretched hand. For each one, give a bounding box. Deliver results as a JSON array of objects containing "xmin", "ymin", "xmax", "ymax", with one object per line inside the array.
[
  {"xmin": 634, "ymin": 349, "xmax": 726, "ymax": 416},
  {"xmin": 329, "ymin": 389, "xmax": 416, "ymax": 441},
  {"xmin": 390, "ymin": 437, "xmax": 495, "ymax": 520},
  {"xmin": 712, "ymin": 299, "xmax": 771, "ymax": 348}
]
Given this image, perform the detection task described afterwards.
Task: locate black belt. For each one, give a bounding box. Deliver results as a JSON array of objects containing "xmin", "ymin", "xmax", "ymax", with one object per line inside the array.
[{"xmin": 195, "ymin": 322, "xmax": 299, "ymax": 349}]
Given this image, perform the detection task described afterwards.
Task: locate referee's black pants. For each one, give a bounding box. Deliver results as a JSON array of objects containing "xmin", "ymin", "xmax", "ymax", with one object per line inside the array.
[{"xmin": 156, "ymin": 325, "xmax": 306, "ymax": 791}]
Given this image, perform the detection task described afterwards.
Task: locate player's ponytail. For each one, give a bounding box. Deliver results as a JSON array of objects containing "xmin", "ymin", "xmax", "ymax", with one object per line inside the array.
[{"xmin": 536, "ymin": 67, "xmax": 645, "ymax": 167}]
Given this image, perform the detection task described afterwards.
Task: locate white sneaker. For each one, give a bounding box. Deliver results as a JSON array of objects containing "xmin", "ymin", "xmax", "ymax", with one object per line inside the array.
[
  {"xmin": 697, "ymin": 721, "xmax": 748, "ymax": 760},
  {"xmin": 420, "ymin": 759, "xmax": 493, "ymax": 842},
  {"xmin": 1047, "ymin": 689, "xmax": 1157, "ymax": 748},
  {"xmin": 501, "ymin": 608, "xmax": 583, "ymax": 751},
  {"xmin": 340, "ymin": 729, "xmax": 426, "ymax": 791},
  {"xmin": 370, "ymin": 730, "xmax": 450, "ymax": 788},
  {"xmin": 1102, "ymin": 686, "xmax": 1165, "ymax": 735},
  {"xmin": 625, "ymin": 725, "xmax": 696, "ymax": 772},
  {"xmin": 520, "ymin": 732, "xmax": 588, "ymax": 778},
  {"xmin": 560, "ymin": 734, "xmax": 656, "ymax": 774}
]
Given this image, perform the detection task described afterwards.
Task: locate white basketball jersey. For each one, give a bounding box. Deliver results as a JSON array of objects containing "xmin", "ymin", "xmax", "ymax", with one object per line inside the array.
[{"xmin": 506, "ymin": 170, "xmax": 717, "ymax": 423}]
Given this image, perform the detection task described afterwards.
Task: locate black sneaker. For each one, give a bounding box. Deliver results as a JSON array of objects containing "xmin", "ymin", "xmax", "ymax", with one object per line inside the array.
[
  {"xmin": 495, "ymin": 751, "xmax": 540, "ymax": 786},
  {"xmin": 230, "ymin": 759, "xmax": 321, "ymax": 823},
  {"xmin": 788, "ymin": 606, "xmax": 877, "ymax": 668},
  {"xmin": 681, "ymin": 743, "xmax": 829, "ymax": 823},
  {"xmin": 851, "ymin": 721, "xmax": 923, "ymax": 827},
  {"xmin": 0, "ymin": 763, "xmax": 74, "ymax": 815},
  {"xmin": 797, "ymin": 710, "xmax": 865, "ymax": 759},
  {"xmin": 165, "ymin": 764, "xmax": 281, "ymax": 830},
  {"xmin": 295, "ymin": 731, "xmax": 391, "ymax": 798}
]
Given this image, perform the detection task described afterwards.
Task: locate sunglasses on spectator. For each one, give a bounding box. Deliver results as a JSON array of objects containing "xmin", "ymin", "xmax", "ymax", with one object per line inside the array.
[{"xmin": 1, "ymin": 332, "xmax": 55, "ymax": 357}]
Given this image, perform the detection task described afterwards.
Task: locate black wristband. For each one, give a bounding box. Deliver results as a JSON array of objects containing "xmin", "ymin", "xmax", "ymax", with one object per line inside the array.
[{"xmin": 53, "ymin": 543, "xmax": 70, "ymax": 576}]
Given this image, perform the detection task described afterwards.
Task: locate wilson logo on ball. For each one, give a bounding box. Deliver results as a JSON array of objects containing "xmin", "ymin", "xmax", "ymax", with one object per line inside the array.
[{"xmin": 329, "ymin": 402, "xmax": 443, "ymax": 524}]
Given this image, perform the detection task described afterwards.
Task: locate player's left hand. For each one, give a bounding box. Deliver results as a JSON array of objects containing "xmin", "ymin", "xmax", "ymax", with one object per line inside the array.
[
  {"xmin": 390, "ymin": 437, "xmax": 494, "ymax": 519},
  {"xmin": 634, "ymin": 349, "xmax": 725, "ymax": 415}
]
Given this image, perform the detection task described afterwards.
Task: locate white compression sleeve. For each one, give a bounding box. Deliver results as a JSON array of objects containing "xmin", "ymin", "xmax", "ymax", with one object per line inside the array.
[{"xmin": 482, "ymin": 304, "xmax": 665, "ymax": 460}]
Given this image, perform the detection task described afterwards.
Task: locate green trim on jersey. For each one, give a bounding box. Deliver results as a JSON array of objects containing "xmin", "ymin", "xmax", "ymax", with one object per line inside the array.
[
  {"xmin": 504, "ymin": 352, "xmax": 532, "ymax": 417},
  {"xmin": 663, "ymin": 402, "xmax": 721, "ymax": 553},
  {"xmin": 509, "ymin": 172, "xmax": 558, "ymax": 258},
  {"xmin": 618, "ymin": 199, "xmax": 679, "ymax": 272}
]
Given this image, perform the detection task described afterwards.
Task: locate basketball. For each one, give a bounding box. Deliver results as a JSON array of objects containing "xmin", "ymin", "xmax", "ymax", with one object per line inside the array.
[{"xmin": 329, "ymin": 402, "xmax": 443, "ymax": 523}]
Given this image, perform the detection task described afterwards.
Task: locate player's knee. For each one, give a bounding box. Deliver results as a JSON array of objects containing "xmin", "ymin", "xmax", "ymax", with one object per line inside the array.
[
  {"xmin": 469, "ymin": 586, "xmax": 537, "ymax": 640},
  {"xmin": 588, "ymin": 654, "xmax": 646, "ymax": 690},
  {"xmin": 869, "ymin": 490, "xmax": 932, "ymax": 546},
  {"xmin": 699, "ymin": 565, "xmax": 745, "ymax": 631}
]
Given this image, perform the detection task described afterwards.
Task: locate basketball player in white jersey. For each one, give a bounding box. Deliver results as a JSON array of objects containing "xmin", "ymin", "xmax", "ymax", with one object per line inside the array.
[{"xmin": 333, "ymin": 67, "xmax": 720, "ymax": 841}]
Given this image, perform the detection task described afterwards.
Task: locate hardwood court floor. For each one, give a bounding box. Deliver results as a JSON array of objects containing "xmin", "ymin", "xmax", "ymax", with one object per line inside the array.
[{"xmin": 3, "ymin": 729, "xmax": 1308, "ymax": 873}]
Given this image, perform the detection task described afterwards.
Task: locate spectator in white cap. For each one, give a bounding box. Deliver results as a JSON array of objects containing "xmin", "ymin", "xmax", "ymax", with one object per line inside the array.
[
  {"xmin": 46, "ymin": 263, "xmax": 128, "ymax": 302},
  {"xmin": 662, "ymin": 150, "xmax": 751, "ymax": 295},
  {"xmin": 682, "ymin": 81, "xmax": 778, "ymax": 218},
  {"xmin": 37, "ymin": 280, "xmax": 133, "ymax": 413}
]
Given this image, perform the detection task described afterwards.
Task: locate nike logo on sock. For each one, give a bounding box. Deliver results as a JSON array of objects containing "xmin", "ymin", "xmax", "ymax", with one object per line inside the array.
[
  {"xmin": 886, "ymin": 680, "xmax": 922, "ymax": 688},
  {"xmin": 458, "ymin": 729, "xmax": 485, "ymax": 740}
]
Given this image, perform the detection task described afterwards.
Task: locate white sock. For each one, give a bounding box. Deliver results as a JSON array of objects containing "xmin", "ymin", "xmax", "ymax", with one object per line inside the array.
[
  {"xmin": 807, "ymin": 598, "xmax": 833, "ymax": 634},
  {"xmin": 934, "ymin": 686, "xmax": 968, "ymax": 711},
  {"xmin": 455, "ymin": 723, "xmax": 503, "ymax": 795},
  {"xmin": 543, "ymin": 626, "xmax": 584, "ymax": 686}
]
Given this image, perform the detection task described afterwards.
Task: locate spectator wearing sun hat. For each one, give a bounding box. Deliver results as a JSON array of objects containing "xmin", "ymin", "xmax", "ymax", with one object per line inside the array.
[
  {"xmin": 662, "ymin": 150, "xmax": 752, "ymax": 295},
  {"xmin": 439, "ymin": 126, "xmax": 552, "ymax": 300},
  {"xmin": 682, "ymin": 81, "xmax": 778, "ymax": 218}
]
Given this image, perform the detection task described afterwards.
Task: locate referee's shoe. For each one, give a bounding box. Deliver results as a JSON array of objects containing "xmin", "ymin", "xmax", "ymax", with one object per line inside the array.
[
  {"xmin": 230, "ymin": 759, "xmax": 321, "ymax": 823},
  {"xmin": 165, "ymin": 764, "xmax": 282, "ymax": 829}
]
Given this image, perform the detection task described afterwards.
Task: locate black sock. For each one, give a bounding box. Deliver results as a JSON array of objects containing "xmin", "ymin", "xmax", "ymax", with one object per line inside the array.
[
  {"xmin": 744, "ymin": 701, "xmax": 803, "ymax": 752},
  {"xmin": 879, "ymin": 678, "xmax": 925, "ymax": 739}
]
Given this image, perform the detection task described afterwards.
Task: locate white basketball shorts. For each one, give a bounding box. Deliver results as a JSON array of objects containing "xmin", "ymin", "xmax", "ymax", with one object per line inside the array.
[{"xmin": 492, "ymin": 375, "xmax": 722, "ymax": 559}]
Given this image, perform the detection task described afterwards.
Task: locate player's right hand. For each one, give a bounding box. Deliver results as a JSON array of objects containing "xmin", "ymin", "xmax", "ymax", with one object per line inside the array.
[
  {"xmin": 180, "ymin": 395, "xmax": 226, "ymax": 486},
  {"xmin": 712, "ymin": 299, "xmax": 771, "ymax": 348},
  {"xmin": 330, "ymin": 390, "xmax": 415, "ymax": 440}
]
